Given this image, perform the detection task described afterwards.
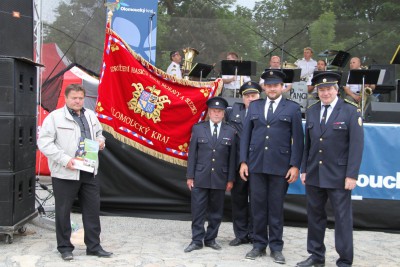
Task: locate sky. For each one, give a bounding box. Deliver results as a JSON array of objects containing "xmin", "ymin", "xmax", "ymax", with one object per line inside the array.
[{"xmin": 235, "ymin": 0, "xmax": 257, "ymax": 10}]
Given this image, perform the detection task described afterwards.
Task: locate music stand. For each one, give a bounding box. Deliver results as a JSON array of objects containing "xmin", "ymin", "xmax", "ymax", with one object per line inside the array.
[
  {"xmin": 188, "ymin": 63, "xmax": 214, "ymax": 82},
  {"xmin": 390, "ymin": 45, "xmax": 400, "ymax": 64},
  {"xmin": 330, "ymin": 51, "xmax": 351, "ymax": 68},
  {"xmin": 263, "ymin": 68, "xmax": 300, "ymax": 83},
  {"xmin": 281, "ymin": 68, "xmax": 301, "ymax": 83},
  {"xmin": 221, "ymin": 60, "xmax": 256, "ymax": 98},
  {"xmin": 348, "ymin": 69, "xmax": 382, "ymax": 118}
]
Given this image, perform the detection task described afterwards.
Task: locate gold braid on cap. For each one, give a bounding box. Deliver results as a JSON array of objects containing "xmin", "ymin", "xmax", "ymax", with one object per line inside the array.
[{"xmin": 242, "ymin": 88, "xmax": 260, "ymax": 94}]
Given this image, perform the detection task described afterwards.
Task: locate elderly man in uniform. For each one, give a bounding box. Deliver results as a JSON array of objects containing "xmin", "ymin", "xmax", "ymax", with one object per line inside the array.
[
  {"xmin": 166, "ymin": 50, "xmax": 182, "ymax": 79},
  {"xmin": 226, "ymin": 81, "xmax": 262, "ymax": 246},
  {"xmin": 184, "ymin": 96, "xmax": 237, "ymax": 253},
  {"xmin": 240, "ymin": 70, "xmax": 304, "ymax": 264},
  {"xmin": 297, "ymin": 72, "xmax": 364, "ymax": 267}
]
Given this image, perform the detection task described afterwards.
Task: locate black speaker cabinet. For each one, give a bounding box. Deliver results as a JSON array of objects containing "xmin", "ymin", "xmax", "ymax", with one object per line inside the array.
[
  {"xmin": 0, "ymin": 168, "xmax": 36, "ymax": 226},
  {"xmin": 364, "ymin": 102, "xmax": 400, "ymax": 123},
  {"xmin": 370, "ymin": 64, "xmax": 397, "ymax": 90},
  {"xmin": 0, "ymin": 57, "xmax": 37, "ymax": 116},
  {"xmin": 0, "ymin": 116, "xmax": 36, "ymax": 172},
  {"xmin": 0, "ymin": 1, "xmax": 34, "ymax": 59}
]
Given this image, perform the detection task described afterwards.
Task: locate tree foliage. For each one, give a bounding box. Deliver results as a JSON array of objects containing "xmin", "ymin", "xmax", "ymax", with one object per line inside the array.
[{"xmin": 43, "ymin": 0, "xmax": 400, "ymax": 78}]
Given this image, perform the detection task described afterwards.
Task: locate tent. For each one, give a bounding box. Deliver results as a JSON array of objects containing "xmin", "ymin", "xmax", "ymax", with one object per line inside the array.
[{"xmin": 36, "ymin": 43, "xmax": 99, "ymax": 175}]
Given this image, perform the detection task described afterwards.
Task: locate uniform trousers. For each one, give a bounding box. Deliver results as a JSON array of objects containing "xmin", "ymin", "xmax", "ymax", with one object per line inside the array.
[
  {"xmin": 305, "ymin": 185, "xmax": 353, "ymax": 266},
  {"xmin": 191, "ymin": 187, "xmax": 225, "ymax": 245},
  {"xmin": 52, "ymin": 171, "xmax": 101, "ymax": 253},
  {"xmin": 231, "ymin": 173, "xmax": 252, "ymax": 240},
  {"xmin": 250, "ymin": 173, "xmax": 288, "ymax": 251}
]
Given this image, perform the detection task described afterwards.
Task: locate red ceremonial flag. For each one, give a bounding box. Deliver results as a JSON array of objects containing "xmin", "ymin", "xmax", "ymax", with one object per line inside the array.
[{"xmin": 96, "ymin": 27, "xmax": 223, "ymax": 166}]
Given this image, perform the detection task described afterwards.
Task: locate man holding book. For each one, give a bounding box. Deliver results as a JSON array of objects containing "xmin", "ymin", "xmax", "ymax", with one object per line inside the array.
[{"xmin": 38, "ymin": 84, "xmax": 112, "ymax": 261}]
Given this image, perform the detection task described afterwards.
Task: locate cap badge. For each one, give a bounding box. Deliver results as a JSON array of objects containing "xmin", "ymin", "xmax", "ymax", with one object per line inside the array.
[
  {"xmin": 216, "ymin": 101, "xmax": 219, "ymax": 105},
  {"xmin": 247, "ymin": 82, "xmax": 251, "ymax": 85},
  {"xmin": 323, "ymin": 78, "xmax": 327, "ymax": 83},
  {"xmin": 269, "ymin": 71, "xmax": 273, "ymax": 75}
]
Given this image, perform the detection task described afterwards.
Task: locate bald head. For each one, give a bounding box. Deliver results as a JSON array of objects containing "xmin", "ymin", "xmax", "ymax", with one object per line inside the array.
[
  {"xmin": 349, "ymin": 57, "xmax": 361, "ymax": 70},
  {"xmin": 269, "ymin": 56, "xmax": 281, "ymax": 69}
]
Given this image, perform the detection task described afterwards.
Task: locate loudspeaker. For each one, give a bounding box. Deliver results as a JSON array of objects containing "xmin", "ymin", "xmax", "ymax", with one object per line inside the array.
[
  {"xmin": 364, "ymin": 102, "xmax": 400, "ymax": 123},
  {"xmin": 0, "ymin": 116, "xmax": 36, "ymax": 172},
  {"xmin": 0, "ymin": 1, "xmax": 34, "ymax": 59},
  {"xmin": 369, "ymin": 64, "xmax": 397, "ymax": 88},
  {"xmin": 0, "ymin": 57, "xmax": 37, "ymax": 116},
  {"xmin": 398, "ymin": 79, "xmax": 400, "ymax": 103},
  {"xmin": 0, "ymin": 168, "xmax": 36, "ymax": 226}
]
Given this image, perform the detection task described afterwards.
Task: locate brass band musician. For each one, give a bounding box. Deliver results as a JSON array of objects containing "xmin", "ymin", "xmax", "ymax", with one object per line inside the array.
[
  {"xmin": 295, "ymin": 47, "xmax": 317, "ymax": 85},
  {"xmin": 343, "ymin": 57, "xmax": 376, "ymax": 107},
  {"xmin": 166, "ymin": 50, "xmax": 183, "ymax": 79}
]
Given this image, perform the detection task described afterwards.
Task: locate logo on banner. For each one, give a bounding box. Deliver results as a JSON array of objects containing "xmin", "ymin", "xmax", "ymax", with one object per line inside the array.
[{"xmin": 128, "ymin": 83, "xmax": 171, "ymax": 123}]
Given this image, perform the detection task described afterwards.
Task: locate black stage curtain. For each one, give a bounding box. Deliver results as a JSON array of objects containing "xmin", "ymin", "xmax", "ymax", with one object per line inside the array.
[{"xmin": 87, "ymin": 132, "xmax": 400, "ymax": 231}]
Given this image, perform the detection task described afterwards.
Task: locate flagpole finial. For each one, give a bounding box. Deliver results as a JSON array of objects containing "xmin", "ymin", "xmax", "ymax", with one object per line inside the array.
[{"xmin": 105, "ymin": 2, "xmax": 119, "ymax": 24}]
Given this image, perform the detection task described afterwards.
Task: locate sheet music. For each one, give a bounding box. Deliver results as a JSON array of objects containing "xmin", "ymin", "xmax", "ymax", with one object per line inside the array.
[{"xmin": 377, "ymin": 69, "xmax": 386, "ymax": 85}]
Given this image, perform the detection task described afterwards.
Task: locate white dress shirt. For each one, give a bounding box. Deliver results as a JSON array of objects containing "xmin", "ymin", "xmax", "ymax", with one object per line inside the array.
[
  {"xmin": 264, "ymin": 95, "xmax": 282, "ymax": 120},
  {"xmin": 320, "ymin": 97, "xmax": 338, "ymax": 123},
  {"xmin": 209, "ymin": 121, "xmax": 222, "ymax": 137}
]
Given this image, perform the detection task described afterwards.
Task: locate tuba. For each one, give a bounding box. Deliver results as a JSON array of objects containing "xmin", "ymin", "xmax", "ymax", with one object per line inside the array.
[{"xmin": 182, "ymin": 47, "xmax": 199, "ymax": 78}]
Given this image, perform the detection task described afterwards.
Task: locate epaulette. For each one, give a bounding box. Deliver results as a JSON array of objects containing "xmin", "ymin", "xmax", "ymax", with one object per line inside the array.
[
  {"xmin": 224, "ymin": 122, "xmax": 237, "ymax": 132},
  {"xmin": 286, "ymin": 98, "xmax": 301, "ymax": 105},
  {"xmin": 307, "ymin": 100, "xmax": 320, "ymax": 109},
  {"xmin": 195, "ymin": 120, "xmax": 206, "ymax": 125},
  {"xmin": 344, "ymin": 98, "xmax": 359, "ymax": 108}
]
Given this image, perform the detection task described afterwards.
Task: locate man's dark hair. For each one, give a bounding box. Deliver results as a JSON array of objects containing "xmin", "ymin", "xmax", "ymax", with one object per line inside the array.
[
  {"xmin": 65, "ymin": 84, "xmax": 86, "ymax": 97},
  {"xmin": 170, "ymin": 50, "xmax": 179, "ymax": 61}
]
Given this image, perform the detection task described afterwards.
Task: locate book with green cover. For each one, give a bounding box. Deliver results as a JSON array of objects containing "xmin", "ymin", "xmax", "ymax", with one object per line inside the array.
[{"xmin": 74, "ymin": 137, "xmax": 99, "ymax": 173}]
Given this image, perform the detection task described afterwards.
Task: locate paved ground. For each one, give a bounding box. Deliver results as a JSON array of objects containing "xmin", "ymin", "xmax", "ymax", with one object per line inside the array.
[{"xmin": 0, "ymin": 213, "xmax": 399, "ymax": 267}]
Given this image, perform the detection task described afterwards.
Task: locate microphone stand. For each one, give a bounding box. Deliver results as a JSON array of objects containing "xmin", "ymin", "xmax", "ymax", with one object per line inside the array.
[
  {"xmin": 266, "ymin": 23, "xmax": 309, "ymax": 57},
  {"xmin": 148, "ymin": 13, "xmax": 155, "ymax": 63},
  {"xmin": 280, "ymin": 21, "xmax": 286, "ymax": 69}
]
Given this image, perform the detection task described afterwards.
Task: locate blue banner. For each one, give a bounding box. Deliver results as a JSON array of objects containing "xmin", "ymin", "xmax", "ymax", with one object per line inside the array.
[
  {"xmin": 108, "ymin": 0, "xmax": 158, "ymax": 65},
  {"xmin": 288, "ymin": 123, "xmax": 400, "ymax": 200}
]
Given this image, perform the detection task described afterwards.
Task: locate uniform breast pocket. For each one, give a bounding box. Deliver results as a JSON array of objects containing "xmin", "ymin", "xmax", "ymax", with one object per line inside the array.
[
  {"xmin": 221, "ymin": 139, "xmax": 232, "ymax": 146},
  {"xmin": 250, "ymin": 114, "xmax": 259, "ymax": 121},
  {"xmin": 279, "ymin": 115, "xmax": 292, "ymax": 123},
  {"xmin": 198, "ymin": 137, "xmax": 209, "ymax": 144},
  {"xmin": 332, "ymin": 123, "xmax": 348, "ymax": 130}
]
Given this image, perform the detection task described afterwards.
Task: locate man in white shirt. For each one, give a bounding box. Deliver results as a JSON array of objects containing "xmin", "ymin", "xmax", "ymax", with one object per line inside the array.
[
  {"xmin": 166, "ymin": 50, "xmax": 182, "ymax": 79},
  {"xmin": 295, "ymin": 47, "xmax": 317, "ymax": 85}
]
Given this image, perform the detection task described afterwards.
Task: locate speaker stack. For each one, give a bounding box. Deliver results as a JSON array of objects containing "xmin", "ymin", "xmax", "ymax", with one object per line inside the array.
[
  {"xmin": 0, "ymin": 1, "xmax": 37, "ymax": 230},
  {"xmin": 364, "ymin": 102, "xmax": 400, "ymax": 123}
]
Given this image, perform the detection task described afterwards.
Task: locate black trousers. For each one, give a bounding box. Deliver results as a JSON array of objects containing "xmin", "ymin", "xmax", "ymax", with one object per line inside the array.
[
  {"xmin": 305, "ymin": 185, "xmax": 353, "ymax": 266},
  {"xmin": 52, "ymin": 171, "xmax": 101, "ymax": 253},
  {"xmin": 250, "ymin": 173, "xmax": 288, "ymax": 251},
  {"xmin": 190, "ymin": 187, "xmax": 225, "ymax": 245},
  {"xmin": 231, "ymin": 173, "xmax": 252, "ymax": 240}
]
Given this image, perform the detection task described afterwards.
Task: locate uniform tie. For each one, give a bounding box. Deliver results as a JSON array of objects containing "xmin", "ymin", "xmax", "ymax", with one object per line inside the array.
[
  {"xmin": 267, "ymin": 100, "xmax": 275, "ymax": 122},
  {"xmin": 212, "ymin": 123, "xmax": 218, "ymax": 144},
  {"xmin": 320, "ymin": 105, "xmax": 330, "ymax": 131}
]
